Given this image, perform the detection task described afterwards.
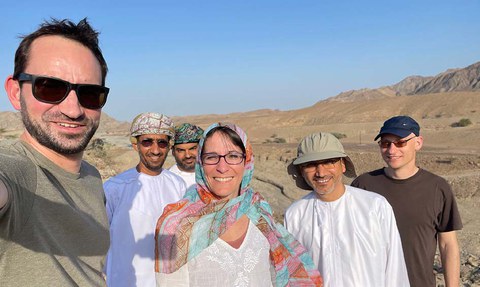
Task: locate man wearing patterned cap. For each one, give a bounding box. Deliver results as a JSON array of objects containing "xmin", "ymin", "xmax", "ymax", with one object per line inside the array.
[
  {"xmin": 169, "ymin": 123, "xmax": 204, "ymax": 189},
  {"xmin": 103, "ymin": 112, "xmax": 186, "ymax": 287}
]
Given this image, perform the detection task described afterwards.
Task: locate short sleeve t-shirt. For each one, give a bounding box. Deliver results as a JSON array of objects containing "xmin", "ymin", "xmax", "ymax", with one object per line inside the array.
[
  {"xmin": 351, "ymin": 168, "xmax": 463, "ymax": 287},
  {"xmin": 0, "ymin": 141, "xmax": 109, "ymax": 286}
]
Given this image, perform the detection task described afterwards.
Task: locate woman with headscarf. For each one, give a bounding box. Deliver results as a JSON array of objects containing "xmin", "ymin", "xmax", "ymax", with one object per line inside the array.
[{"xmin": 155, "ymin": 123, "xmax": 322, "ymax": 286}]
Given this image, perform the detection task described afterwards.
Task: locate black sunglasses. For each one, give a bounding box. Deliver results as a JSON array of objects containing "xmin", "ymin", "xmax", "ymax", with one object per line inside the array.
[
  {"xmin": 16, "ymin": 73, "xmax": 109, "ymax": 109},
  {"xmin": 139, "ymin": 138, "xmax": 169, "ymax": 148}
]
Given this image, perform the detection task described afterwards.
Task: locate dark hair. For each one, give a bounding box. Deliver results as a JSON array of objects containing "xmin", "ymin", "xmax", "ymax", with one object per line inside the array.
[
  {"xmin": 13, "ymin": 18, "xmax": 108, "ymax": 85},
  {"xmin": 202, "ymin": 125, "xmax": 246, "ymax": 155}
]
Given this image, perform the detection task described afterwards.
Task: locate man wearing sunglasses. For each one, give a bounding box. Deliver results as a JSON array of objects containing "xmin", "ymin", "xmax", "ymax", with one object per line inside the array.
[
  {"xmin": 285, "ymin": 132, "xmax": 409, "ymax": 286},
  {"xmin": 351, "ymin": 115, "xmax": 462, "ymax": 287},
  {"xmin": 169, "ymin": 123, "xmax": 204, "ymax": 189},
  {"xmin": 103, "ymin": 112, "xmax": 186, "ymax": 287},
  {"xmin": 0, "ymin": 19, "xmax": 110, "ymax": 286}
]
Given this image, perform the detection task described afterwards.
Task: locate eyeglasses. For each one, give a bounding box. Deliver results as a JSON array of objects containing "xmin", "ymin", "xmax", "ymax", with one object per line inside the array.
[
  {"xmin": 300, "ymin": 158, "xmax": 341, "ymax": 173},
  {"xmin": 16, "ymin": 73, "xmax": 109, "ymax": 109},
  {"xmin": 378, "ymin": 136, "xmax": 416, "ymax": 149},
  {"xmin": 202, "ymin": 151, "xmax": 245, "ymax": 165},
  {"xmin": 138, "ymin": 138, "xmax": 169, "ymax": 148}
]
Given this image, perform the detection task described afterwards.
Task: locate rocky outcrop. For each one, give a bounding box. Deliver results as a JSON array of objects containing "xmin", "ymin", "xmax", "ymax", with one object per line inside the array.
[
  {"xmin": 327, "ymin": 61, "xmax": 480, "ymax": 102},
  {"xmin": 412, "ymin": 62, "xmax": 480, "ymax": 95},
  {"xmin": 391, "ymin": 75, "xmax": 433, "ymax": 95},
  {"xmin": 325, "ymin": 87, "xmax": 397, "ymax": 102}
]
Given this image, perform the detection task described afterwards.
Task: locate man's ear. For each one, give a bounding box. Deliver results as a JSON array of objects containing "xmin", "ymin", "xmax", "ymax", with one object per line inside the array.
[
  {"xmin": 415, "ymin": 135, "xmax": 424, "ymax": 151},
  {"xmin": 5, "ymin": 75, "xmax": 22, "ymax": 110},
  {"xmin": 132, "ymin": 142, "xmax": 139, "ymax": 152}
]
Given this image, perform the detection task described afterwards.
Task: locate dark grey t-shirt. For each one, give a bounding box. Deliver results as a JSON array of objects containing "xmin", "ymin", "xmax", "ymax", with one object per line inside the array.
[
  {"xmin": 0, "ymin": 141, "xmax": 109, "ymax": 286},
  {"xmin": 351, "ymin": 168, "xmax": 463, "ymax": 287}
]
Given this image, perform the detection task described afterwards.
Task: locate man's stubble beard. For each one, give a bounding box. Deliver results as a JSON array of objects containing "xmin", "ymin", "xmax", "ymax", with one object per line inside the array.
[
  {"xmin": 176, "ymin": 157, "xmax": 195, "ymax": 173},
  {"xmin": 20, "ymin": 96, "xmax": 99, "ymax": 155}
]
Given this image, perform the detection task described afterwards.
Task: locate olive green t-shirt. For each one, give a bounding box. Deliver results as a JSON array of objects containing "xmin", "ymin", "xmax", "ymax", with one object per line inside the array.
[{"xmin": 0, "ymin": 141, "xmax": 109, "ymax": 286}]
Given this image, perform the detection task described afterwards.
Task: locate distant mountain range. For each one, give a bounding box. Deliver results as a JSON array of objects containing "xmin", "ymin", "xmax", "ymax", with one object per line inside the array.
[
  {"xmin": 1, "ymin": 61, "xmax": 479, "ymax": 134},
  {"xmin": 327, "ymin": 61, "xmax": 480, "ymax": 102}
]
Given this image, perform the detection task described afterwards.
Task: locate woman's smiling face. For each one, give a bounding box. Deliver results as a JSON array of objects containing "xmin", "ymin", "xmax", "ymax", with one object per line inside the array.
[{"xmin": 201, "ymin": 131, "xmax": 245, "ymax": 200}]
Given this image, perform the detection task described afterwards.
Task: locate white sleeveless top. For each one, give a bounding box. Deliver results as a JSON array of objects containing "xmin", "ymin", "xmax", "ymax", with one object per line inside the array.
[{"xmin": 156, "ymin": 221, "xmax": 274, "ymax": 286}]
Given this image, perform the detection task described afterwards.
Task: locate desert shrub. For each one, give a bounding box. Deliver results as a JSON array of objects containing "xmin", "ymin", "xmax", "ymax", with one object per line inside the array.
[
  {"xmin": 331, "ymin": 132, "xmax": 347, "ymax": 139},
  {"xmin": 451, "ymin": 118, "xmax": 472, "ymax": 127},
  {"xmin": 459, "ymin": 118, "xmax": 472, "ymax": 126},
  {"xmin": 89, "ymin": 138, "xmax": 106, "ymax": 157},
  {"xmin": 90, "ymin": 138, "xmax": 105, "ymax": 150},
  {"xmin": 263, "ymin": 136, "xmax": 286, "ymax": 144}
]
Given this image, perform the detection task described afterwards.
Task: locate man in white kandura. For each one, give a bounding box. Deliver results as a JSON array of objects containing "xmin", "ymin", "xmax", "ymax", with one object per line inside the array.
[
  {"xmin": 103, "ymin": 112, "xmax": 186, "ymax": 287},
  {"xmin": 284, "ymin": 132, "xmax": 409, "ymax": 287}
]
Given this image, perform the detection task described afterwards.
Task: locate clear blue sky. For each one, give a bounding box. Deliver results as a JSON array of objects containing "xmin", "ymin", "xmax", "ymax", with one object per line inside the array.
[{"xmin": 1, "ymin": 0, "xmax": 479, "ymax": 121}]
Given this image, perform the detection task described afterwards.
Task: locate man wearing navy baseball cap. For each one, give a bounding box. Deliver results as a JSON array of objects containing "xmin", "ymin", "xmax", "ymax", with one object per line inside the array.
[
  {"xmin": 373, "ymin": 115, "xmax": 420, "ymax": 141},
  {"xmin": 352, "ymin": 115, "xmax": 463, "ymax": 287}
]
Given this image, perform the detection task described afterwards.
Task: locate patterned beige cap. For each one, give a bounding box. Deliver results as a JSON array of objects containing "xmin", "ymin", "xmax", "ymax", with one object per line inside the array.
[{"xmin": 130, "ymin": 112, "xmax": 174, "ymax": 142}]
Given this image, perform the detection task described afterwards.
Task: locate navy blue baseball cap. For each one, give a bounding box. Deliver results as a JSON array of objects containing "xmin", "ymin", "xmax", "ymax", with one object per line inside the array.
[{"xmin": 374, "ymin": 116, "xmax": 420, "ymax": 141}]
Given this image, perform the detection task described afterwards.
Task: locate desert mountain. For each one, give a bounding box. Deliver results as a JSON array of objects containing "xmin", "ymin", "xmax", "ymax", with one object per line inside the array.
[
  {"xmin": 327, "ymin": 61, "xmax": 480, "ymax": 102},
  {"xmin": 1, "ymin": 60, "xmax": 479, "ymax": 147},
  {"xmin": 391, "ymin": 75, "xmax": 434, "ymax": 95},
  {"xmin": 411, "ymin": 61, "xmax": 480, "ymax": 94},
  {"xmin": 171, "ymin": 61, "xmax": 479, "ymax": 149},
  {"xmin": 324, "ymin": 87, "xmax": 398, "ymax": 102},
  {"xmin": 96, "ymin": 113, "xmax": 130, "ymax": 135}
]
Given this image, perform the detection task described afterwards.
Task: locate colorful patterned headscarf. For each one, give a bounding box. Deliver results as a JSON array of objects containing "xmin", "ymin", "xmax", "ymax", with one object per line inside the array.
[
  {"xmin": 155, "ymin": 123, "xmax": 323, "ymax": 287},
  {"xmin": 174, "ymin": 123, "xmax": 204, "ymax": 145}
]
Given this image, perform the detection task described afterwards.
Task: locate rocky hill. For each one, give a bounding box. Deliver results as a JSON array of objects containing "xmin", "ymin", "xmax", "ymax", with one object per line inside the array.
[
  {"xmin": 411, "ymin": 61, "xmax": 480, "ymax": 94},
  {"xmin": 326, "ymin": 61, "xmax": 480, "ymax": 102},
  {"xmin": 391, "ymin": 75, "xmax": 434, "ymax": 95},
  {"xmin": 96, "ymin": 113, "xmax": 130, "ymax": 135}
]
